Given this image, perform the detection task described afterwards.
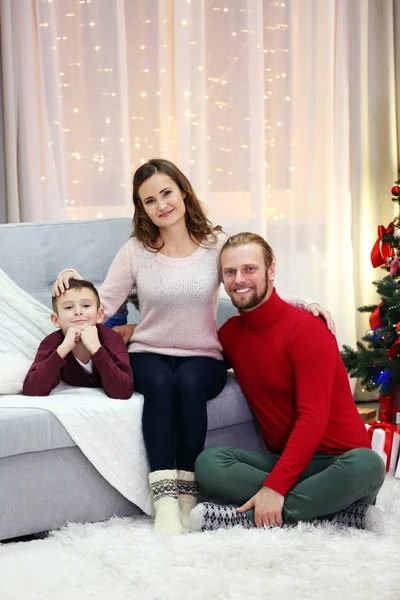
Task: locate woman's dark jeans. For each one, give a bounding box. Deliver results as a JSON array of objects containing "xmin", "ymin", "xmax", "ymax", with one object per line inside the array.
[{"xmin": 130, "ymin": 352, "xmax": 227, "ymax": 472}]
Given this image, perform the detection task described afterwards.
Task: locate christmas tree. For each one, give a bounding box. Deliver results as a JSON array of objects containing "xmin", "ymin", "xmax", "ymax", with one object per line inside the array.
[{"xmin": 341, "ymin": 174, "xmax": 400, "ymax": 423}]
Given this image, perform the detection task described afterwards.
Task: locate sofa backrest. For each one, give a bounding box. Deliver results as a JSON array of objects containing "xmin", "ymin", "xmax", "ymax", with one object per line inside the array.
[
  {"xmin": 0, "ymin": 218, "xmax": 238, "ymax": 326},
  {"xmin": 0, "ymin": 218, "xmax": 132, "ymax": 309}
]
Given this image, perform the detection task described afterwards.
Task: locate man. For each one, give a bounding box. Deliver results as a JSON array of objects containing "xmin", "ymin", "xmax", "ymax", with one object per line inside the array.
[{"xmin": 189, "ymin": 232, "xmax": 385, "ymax": 532}]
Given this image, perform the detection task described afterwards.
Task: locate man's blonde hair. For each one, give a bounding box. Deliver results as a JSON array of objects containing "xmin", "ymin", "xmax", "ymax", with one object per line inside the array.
[{"xmin": 219, "ymin": 232, "xmax": 276, "ymax": 279}]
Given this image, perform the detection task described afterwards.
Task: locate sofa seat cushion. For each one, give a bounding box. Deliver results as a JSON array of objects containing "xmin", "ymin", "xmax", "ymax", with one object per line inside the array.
[
  {"xmin": 0, "ymin": 408, "xmax": 75, "ymax": 459},
  {"xmin": 0, "ymin": 373, "xmax": 251, "ymax": 459},
  {"xmin": 207, "ymin": 372, "xmax": 253, "ymax": 431}
]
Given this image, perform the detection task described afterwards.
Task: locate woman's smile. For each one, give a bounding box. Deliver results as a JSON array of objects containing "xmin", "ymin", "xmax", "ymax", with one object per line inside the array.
[{"xmin": 159, "ymin": 208, "xmax": 175, "ymax": 218}]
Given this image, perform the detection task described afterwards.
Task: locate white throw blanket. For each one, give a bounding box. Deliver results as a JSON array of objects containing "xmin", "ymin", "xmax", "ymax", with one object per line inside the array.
[
  {"xmin": 0, "ymin": 267, "xmax": 153, "ymax": 515},
  {"xmin": 0, "ymin": 385, "xmax": 153, "ymax": 515},
  {"xmin": 0, "ymin": 268, "xmax": 55, "ymax": 358}
]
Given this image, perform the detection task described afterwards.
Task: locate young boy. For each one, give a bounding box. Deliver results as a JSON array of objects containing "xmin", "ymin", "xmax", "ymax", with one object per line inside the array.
[{"xmin": 23, "ymin": 279, "xmax": 134, "ymax": 399}]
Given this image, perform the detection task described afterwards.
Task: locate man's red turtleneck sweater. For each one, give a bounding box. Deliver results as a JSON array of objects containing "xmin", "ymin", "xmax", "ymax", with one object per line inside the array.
[{"xmin": 218, "ymin": 289, "xmax": 371, "ymax": 497}]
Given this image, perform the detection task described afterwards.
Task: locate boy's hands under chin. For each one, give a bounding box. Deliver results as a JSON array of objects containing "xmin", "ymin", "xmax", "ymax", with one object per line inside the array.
[
  {"xmin": 80, "ymin": 325, "xmax": 101, "ymax": 355},
  {"xmin": 57, "ymin": 327, "xmax": 81, "ymax": 358}
]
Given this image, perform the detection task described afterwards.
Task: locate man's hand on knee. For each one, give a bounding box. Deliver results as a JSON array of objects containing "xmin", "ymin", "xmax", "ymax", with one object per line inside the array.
[{"xmin": 237, "ymin": 486, "xmax": 285, "ymax": 528}]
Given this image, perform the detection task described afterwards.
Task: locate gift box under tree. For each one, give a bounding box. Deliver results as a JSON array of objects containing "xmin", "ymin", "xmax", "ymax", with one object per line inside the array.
[{"xmin": 366, "ymin": 421, "xmax": 400, "ymax": 476}]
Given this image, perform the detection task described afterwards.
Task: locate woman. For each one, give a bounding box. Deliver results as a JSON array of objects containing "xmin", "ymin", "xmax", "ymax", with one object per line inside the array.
[{"xmin": 53, "ymin": 159, "xmax": 334, "ymax": 535}]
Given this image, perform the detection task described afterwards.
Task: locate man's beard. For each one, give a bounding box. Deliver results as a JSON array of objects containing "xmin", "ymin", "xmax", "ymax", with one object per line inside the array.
[{"xmin": 229, "ymin": 284, "xmax": 268, "ymax": 311}]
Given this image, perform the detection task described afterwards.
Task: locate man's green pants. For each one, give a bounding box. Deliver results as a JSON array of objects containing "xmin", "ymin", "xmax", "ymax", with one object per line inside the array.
[{"xmin": 195, "ymin": 446, "xmax": 385, "ymax": 524}]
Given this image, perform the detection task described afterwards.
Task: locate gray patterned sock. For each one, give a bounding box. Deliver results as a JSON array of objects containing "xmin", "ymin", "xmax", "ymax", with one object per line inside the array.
[
  {"xmin": 188, "ymin": 502, "xmax": 254, "ymax": 532},
  {"xmin": 328, "ymin": 503, "xmax": 376, "ymax": 530},
  {"xmin": 282, "ymin": 504, "xmax": 382, "ymax": 532}
]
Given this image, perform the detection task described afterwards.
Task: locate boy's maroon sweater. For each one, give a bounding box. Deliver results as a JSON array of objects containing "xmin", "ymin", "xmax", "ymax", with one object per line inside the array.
[{"xmin": 23, "ymin": 324, "xmax": 134, "ymax": 399}]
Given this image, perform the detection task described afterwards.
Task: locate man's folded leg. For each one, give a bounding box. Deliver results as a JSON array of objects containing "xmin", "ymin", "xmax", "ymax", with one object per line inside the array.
[
  {"xmin": 283, "ymin": 448, "xmax": 385, "ymax": 524},
  {"xmin": 190, "ymin": 446, "xmax": 386, "ymax": 532}
]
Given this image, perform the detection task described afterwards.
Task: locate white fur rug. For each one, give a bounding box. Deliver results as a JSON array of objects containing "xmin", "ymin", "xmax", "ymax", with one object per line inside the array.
[{"xmin": 1, "ymin": 478, "xmax": 400, "ymax": 600}]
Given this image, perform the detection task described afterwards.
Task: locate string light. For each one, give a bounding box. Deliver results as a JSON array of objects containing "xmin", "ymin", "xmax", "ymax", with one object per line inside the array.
[{"xmin": 37, "ymin": 4, "xmax": 289, "ymax": 219}]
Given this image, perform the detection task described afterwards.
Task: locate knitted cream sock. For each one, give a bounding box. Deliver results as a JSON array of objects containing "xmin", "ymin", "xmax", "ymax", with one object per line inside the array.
[
  {"xmin": 149, "ymin": 469, "xmax": 183, "ymax": 535},
  {"xmin": 188, "ymin": 502, "xmax": 254, "ymax": 532},
  {"xmin": 177, "ymin": 470, "xmax": 199, "ymax": 528}
]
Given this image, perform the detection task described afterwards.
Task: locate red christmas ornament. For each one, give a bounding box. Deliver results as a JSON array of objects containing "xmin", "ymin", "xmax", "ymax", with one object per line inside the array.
[{"xmin": 392, "ymin": 186, "xmax": 400, "ymax": 196}]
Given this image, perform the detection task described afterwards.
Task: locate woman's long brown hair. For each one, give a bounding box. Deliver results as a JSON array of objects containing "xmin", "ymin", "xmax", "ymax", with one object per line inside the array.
[{"xmin": 131, "ymin": 159, "xmax": 222, "ymax": 252}]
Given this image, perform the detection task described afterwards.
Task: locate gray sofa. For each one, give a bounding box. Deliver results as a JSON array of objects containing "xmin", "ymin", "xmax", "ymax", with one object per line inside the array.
[{"xmin": 0, "ymin": 217, "xmax": 264, "ymax": 541}]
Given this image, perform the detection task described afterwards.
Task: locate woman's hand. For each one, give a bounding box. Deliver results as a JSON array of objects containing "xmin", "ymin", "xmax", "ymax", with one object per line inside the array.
[
  {"xmin": 307, "ymin": 303, "xmax": 336, "ymax": 335},
  {"xmin": 52, "ymin": 270, "xmax": 81, "ymax": 296},
  {"xmin": 112, "ymin": 324, "xmax": 136, "ymax": 344}
]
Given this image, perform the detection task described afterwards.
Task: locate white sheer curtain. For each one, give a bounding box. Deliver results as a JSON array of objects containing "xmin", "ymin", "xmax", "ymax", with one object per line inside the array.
[{"xmin": 0, "ymin": 0, "xmax": 398, "ymax": 352}]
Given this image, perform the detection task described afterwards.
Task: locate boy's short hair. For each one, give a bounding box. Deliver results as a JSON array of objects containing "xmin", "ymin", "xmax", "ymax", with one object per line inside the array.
[{"xmin": 52, "ymin": 279, "xmax": 101, "ymax": 313}]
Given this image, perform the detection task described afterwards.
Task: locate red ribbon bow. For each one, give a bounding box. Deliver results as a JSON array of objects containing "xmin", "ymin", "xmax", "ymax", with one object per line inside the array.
[
  {"xmin": 367, "ymin": 421, "xmax": 400, "ymax": 472},
  {"xmin": 369, "ymin": 302, "xmax": 384, "ymax": 330},
  {"xmin": 388, "ymin": 325, "xmax": 400, "ymax": 360},
  {"xmin": 370, "ymin": 223, "xmax": 395, "ymax": 268},
  {"xmin": 378, "ymin": 393, "xmax": 394, "ymax": 422}
]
